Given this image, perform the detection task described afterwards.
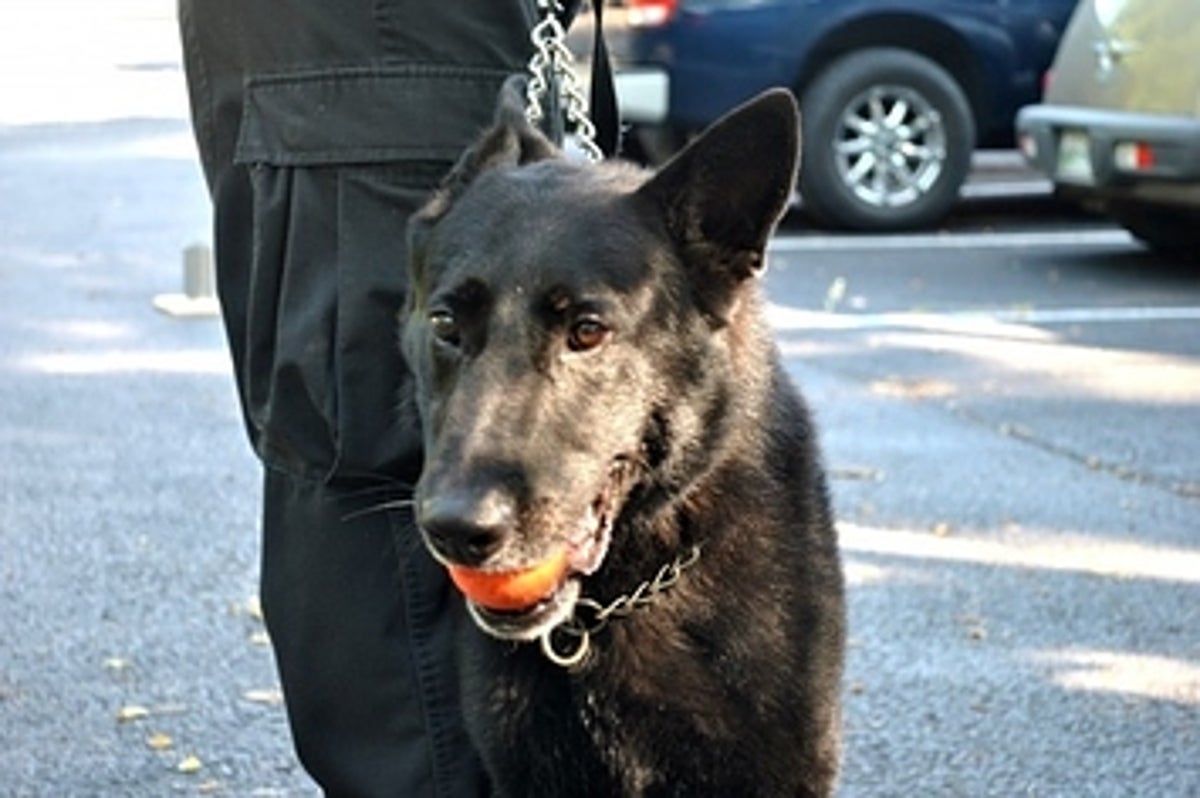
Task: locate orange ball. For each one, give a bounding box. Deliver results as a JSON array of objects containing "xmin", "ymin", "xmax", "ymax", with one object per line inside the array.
[{"xmin": 447, "ymin": 550, "xmax": 569, "ymax": 611}]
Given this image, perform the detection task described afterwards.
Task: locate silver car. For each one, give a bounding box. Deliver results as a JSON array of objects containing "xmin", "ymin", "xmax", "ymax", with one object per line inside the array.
[{"xmin": 1016, "ymin": 0, "xmax": 1200, "ymax": 254}]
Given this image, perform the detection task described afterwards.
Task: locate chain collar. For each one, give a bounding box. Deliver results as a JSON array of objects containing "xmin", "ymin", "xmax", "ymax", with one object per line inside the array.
[
  {"xmin": 525, "ymin": 0, "xmax": 603, "ymax": 162},
  {"xmin": 539, "ymin": 544, "xmax": 702, "ymax": 670}
]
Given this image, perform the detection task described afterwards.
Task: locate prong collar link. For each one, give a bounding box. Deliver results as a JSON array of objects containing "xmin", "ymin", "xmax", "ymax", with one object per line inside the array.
[{"xmin": 539, "ymin": 544, "xmax": 703, "ymax": 670}]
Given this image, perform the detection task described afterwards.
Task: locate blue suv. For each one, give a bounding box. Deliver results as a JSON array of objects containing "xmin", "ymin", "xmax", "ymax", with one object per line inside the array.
[{"xmin": 614, "ymin": 0, "xmax": 1078, "ymax": 230}]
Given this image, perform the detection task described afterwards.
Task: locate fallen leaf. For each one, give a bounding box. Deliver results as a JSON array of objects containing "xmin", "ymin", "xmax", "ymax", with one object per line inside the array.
[
  {"xmin": 247, "ymin": 630, "xmax": 271, "ymax": 647},
  {"xmin": 116, "ymin": 705, "xmax": 150, "ymax": 723},
  {"xmin": 823, "ymin": 277, "xmax": 847, "ymax": 312},
  {"xmin": 103, "ymin": 657, "xmax": 131, "ymax": 672},
  {"xmin": 177, "ymin": 755, "xmax": 203, "ymax": 774},
  {"xmin": 243, "ymin": 688, "xmax": 284, "ymax": 706},
  {"xmin": 146, "ymin": 732, "xmax": 173, "ymax": 751}
]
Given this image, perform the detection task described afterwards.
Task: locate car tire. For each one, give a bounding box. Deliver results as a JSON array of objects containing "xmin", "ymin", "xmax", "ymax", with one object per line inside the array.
[
  {"xmin": 799, "ymin": 48, "xmax": 976, "ymax": 231},
  {"xmin": 1110, "ymin": 204, "xmax": 1200, "ymax": 258}
]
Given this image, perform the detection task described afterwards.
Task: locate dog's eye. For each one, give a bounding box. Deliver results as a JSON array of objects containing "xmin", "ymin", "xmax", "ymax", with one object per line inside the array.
[
  {"xmin": 429, "ymin": 310, "xmax": 461, "ymax": 348},
  {"xmin": 567, "ymin": 317, "xmax": 610, "ymax": 352}
]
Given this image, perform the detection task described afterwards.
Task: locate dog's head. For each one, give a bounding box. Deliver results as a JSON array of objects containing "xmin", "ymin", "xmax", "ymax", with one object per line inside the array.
[{"xmin": 403, "ymin": 77, "xmax": 799, "ymax": 641}]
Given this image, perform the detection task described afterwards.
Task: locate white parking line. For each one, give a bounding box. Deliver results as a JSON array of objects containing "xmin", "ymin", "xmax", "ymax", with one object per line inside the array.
[
  {"xmin": 770, "ymin": 228, "xmax": 1134, "ymax": 252},
  {"xmin": 767, "ymin": 304, "xmax": 1200, "ymax": 332},
  {"xmin": 979, "ymin": 306, "xmax": 1200, "ymax": 324},
  {"xmin": 840, "ymin": 522, "xmax": 1200, "ymax": 585},
  {"xmin": 959, "ymin": 179, "xmax": 1052, "ymax": 199}
]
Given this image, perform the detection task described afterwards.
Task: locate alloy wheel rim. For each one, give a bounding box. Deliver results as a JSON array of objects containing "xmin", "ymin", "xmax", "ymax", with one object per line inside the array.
[{"xmin": 832, "ymin": 84, "xmax": 947, "ymax": 209}]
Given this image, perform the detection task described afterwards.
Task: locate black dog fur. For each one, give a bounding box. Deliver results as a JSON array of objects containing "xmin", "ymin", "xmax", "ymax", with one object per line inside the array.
[{"xmin": 402, "ymin": 79, "xmax": 846, "ymax": 797}]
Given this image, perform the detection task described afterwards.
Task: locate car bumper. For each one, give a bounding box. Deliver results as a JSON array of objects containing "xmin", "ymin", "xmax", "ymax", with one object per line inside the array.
[
  {"xmin": 1016, "ymin": 105, "xmax": 1200, "ymax": 208},
  {"xmin": 614, "ymin": 68, "xmax": 670, "ymax": 125}
]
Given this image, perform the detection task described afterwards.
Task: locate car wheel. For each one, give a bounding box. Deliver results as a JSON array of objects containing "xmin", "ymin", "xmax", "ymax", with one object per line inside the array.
[
  {"xmin": 1110, "ymin": 204, "xmax": 1200, "ymax": 258},
  {"xmin": 799, "ymin": 48, "xmax": 976, "ymax": 231}
]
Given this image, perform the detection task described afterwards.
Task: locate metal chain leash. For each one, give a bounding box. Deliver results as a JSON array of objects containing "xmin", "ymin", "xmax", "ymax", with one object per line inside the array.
[
  {"xmin": 539, "ymin": 544, "xmax": 702, "ymax": 670},
  {"xmin": 525, "ymin": 0, "xmax": 603, "ymax": 162}
]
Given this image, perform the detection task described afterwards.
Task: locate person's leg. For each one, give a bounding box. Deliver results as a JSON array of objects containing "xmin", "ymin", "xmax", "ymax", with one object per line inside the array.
[
  {"xmin": 260, "ymin": 471, "xmax": 484, "ymax": 796},
  {"xmin": 178, "ymin": 1, "xmax": 539, "ymax": 793}
]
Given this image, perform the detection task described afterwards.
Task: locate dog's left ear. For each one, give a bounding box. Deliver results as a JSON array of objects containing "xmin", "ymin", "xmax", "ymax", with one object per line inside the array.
[
  {"xmin": 408, "ymin": 75, "xmax": 560, "ymax": 293},
  {"xmin": 635, "ymin": 89, "xmax": 799, "ymax": 317},
  {"xmin": 414, "ymin": 75, "xmax": 559, "ymax": 226}
]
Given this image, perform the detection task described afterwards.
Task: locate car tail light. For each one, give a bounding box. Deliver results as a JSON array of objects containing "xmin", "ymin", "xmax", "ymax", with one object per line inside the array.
[
  {"xmin": 628, "ymin": 0, "xmax": 679, "ymax": 27},
  {"xmin": 1113, "ymin": 141, "xmax": 1155, "ymax": 172}
]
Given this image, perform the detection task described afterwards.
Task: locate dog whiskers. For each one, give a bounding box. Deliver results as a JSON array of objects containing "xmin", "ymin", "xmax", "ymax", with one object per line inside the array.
[
  {"xmin": 340, "ymin": 497, "xmax": 416, "ymax": 522},
  {"xmin": 334, "ymin": 479, "xmax": 416, "ymax": 499}
]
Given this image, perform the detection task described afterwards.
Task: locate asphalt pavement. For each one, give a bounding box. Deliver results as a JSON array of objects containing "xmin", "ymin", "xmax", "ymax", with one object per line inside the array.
[
  {"xmin": 2, "ymin": 2, "xmax": 1198, "ymax": 796},
  {"xmin": 763, "ymin": 232, "xmax": 1200, "ymax": 796},
  {"xmin": 1, "ymin": 2, "xmax": 315, "ymax": 794}
]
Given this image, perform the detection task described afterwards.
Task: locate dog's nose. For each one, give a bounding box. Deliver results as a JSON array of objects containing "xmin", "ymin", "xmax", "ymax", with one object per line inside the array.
[{"xmin": 418, "ymin": 487, "xmax": 517, "ymax": 567}]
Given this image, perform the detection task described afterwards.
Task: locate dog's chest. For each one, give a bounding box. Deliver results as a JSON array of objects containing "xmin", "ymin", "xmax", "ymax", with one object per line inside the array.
[
  {"xmin": 476, "ymin": 633, "xmax": 738, "ymax": 796},
  {"xmin": 576, "ymin": 686, "xmax": 664, "ymax": 794}
]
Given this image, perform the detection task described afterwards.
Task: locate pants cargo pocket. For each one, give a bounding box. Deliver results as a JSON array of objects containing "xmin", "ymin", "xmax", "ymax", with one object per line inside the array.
[{"xmin": 232, "ymin": 65, "xmax": 512, "ymax": 482}]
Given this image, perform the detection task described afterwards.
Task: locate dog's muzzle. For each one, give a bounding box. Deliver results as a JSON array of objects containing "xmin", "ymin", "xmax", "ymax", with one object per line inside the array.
[{"xmin": 418, "ymin": 460, "xmax": 631, "ymax": 643}]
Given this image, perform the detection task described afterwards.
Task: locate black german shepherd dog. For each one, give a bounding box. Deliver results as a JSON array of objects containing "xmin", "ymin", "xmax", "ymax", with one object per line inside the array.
[{"xmin": 402, "ymin": 80, "xmax": 845, "ymax": 797}]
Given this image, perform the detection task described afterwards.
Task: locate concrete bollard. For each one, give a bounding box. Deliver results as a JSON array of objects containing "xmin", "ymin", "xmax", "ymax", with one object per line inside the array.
[
  {"xmin": 153, "ymin": 243, "xmax": 220, "ymax": 317},
  {"xmin": 182, "ymin": 243, "xmax": 215, "ymax": 300}
]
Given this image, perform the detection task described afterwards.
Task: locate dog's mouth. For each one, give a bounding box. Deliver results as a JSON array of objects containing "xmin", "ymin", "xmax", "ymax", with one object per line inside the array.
[{"xmin": 457, "ymin": 461, "xmax": 630, "ymax": 642}]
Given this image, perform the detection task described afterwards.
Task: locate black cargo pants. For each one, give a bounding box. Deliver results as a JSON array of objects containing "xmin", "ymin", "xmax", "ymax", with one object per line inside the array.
[{"xmin": 177, "ymin": 2, "xmax": 547, "ymax": 794}]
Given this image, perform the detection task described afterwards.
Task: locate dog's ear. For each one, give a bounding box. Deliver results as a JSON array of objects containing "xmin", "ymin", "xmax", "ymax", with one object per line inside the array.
[
  {"xmin": 408, "ymin": 75, "xmax": 558, "ymax": 282},
  {"xmin": 416, "ymin": 75, "xmax": 558, "ymax": 224},
  {"xmin": 635, "ymin": 89, "xmax": 799, "ymax": 318}
]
